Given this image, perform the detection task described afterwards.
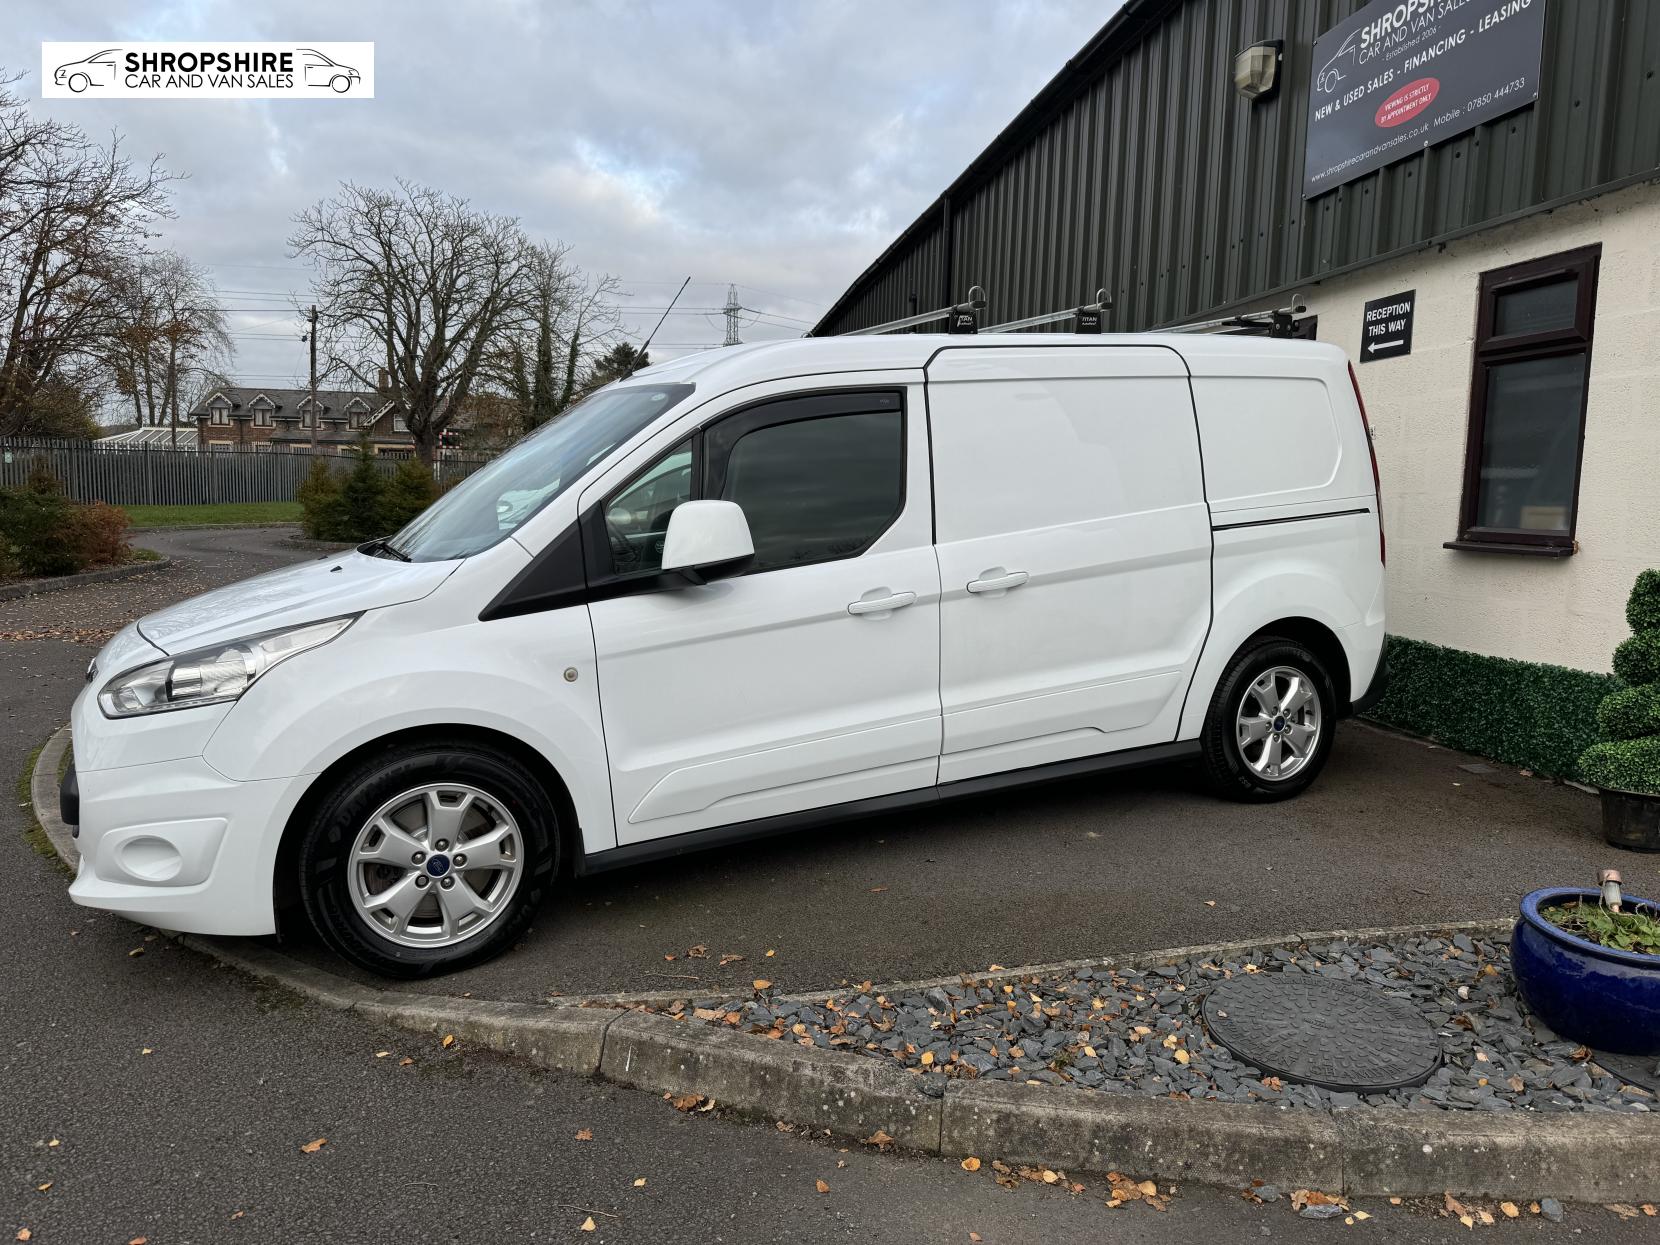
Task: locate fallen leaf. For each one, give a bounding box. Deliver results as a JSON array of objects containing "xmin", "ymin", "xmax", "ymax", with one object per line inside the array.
[
  {"xmin": 1137, "ymin": 1180, "xmax": 1158, "ymax": 1197},
  {"xmin": 869, "ymin": 886, "xmax": 888, "ymax": 893},
  {"xmin": 580, "ymin": 1217, "xmax": 596, "ymax": 1232},
  {"xmin": 1203, "ymin": 900, "xmax": 1217, "ymax": 907},
  {"xmin": 920, "ymin": 1051, "xmax": 935, "ymax": 1066},
  {"xmin": 633, "ymin": 1178, "xmax": 646, "ymax": 1187},
  {"xmin": 129, "ymin": 1237, "xmax": 148, "ymax": 1244},
  {"xmin": 18, "ymin": 1230, "xmax": 31, "ymax": 1242},
  {"xmin": 970, "ymin": 1235, "xmax": 982, "ymax": 1242},
  {"xmin": 1041, "ymin": 1170, "xmax": 1060, "ymax": 1185},
  {"xmin": 1174, "ymin": 1049, "xmax": 1191, "ymax": 1065},
  {"xmin": 140, "ymin": 1048, "xmax": 152, "ymax": 1056},
  {"xmin": 961, "ymin": 1156, "xmax": 981, "ymax": 1172},
  {"xmin": 300, "ymin": 1138, "xmax": 327, "ymax": 1154},
  {"xmin": 1459, "ymin": 1215, "xmax": 1474, "ymax": 1229},
  {"xmin": 35, "ymin": 1184, "xmax": 50, "ymax": 1193},
  {"xmin": 46, "ymin": 1139, "xmax": 60, "ymax": 1148},
  {"xmin": 718, "ymin": 954, "xmax": 744, "ymax": 966},
  {"xmin": 815, "ymin": 1179, "xmax": 830, "ymax": 1194},
  {"xmin": 864, "ymin": 1130, "xmax": 895, "ymax": 1151},
  {"xmin": 1353, "ymin": 1211, "xmax": 1371, "ymax": 1221},
  {"xmin": 1477, "ymin": 1210, "xmax": 1495, "ymax": 1225},
  {"xmin": 1507, "ymin": 1075, "xmax": 1525, "ymax": 1092},
  {"xmin": 1443, "ymin": 1192, "xmax": 1468, "ymax": 1218},
  {"xmin": 1644, "ymin": 1204, "xmax": 1658, "ymax": 1217},
  {"xmin": 1608, "ymin": 1204, "xmax": 1642, "ymax": 1221},
  {"xmin": 696, "ymin": 1098, "xmax": 717, "ymax": 1112},
  {"xmin": 440, "ymin": 1034, "xmax": 455, "ymax": 1049},
  {"xmin": 230, "ymin": 1211, "xmax": 244, "ymax": 1220},
  {"xmin": 1390, "ymin": 1197, "xmax": 1403, "ymax": 1206},
  {"xmin": 575, "ymin": 1129, "xmax": 593, "ymax": 1141},
  {"xmin": 374, "ymin": 1050, "xmax": 391, "ymax": 1058},
  {"xmin": 128, "ymin": 948, "xmax": 144, "ymax": 958},
  {"xmin": 1500, "ymin": 1202, "xmax": 1520, "ymax": 1218},
  {"xmin": 399, "ymin": 1057, "xmax": 415, "ymax": 1066},
  {"xmin": 668, "ymin": 1093, "xmax": 704, "ymax": 1112},
  {"xmin": 765, "ymin": 950, "xmax": 775, "ymax": 957},
  {"xmin": 686, "ymin": 944, "xmax": 708, "ymax": 958},
  {"xmin": 753, "ymin": 979, "xmax": 772, "ymax": 991}
]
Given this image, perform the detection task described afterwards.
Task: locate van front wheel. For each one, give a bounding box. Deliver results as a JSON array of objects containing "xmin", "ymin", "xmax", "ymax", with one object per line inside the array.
[
  {"xmin": 297, "ymin": 744, "xmax": 558, "ymax": 977},
  {"xmin": 1200, "ymin": 640, "xmax": 1335, "ymax": 802}
]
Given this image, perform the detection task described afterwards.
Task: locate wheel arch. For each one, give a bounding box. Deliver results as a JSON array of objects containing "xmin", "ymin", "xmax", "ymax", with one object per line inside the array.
[
  {"xmin": 1241, "ymin": 616, "xmax": 1351, "ymax": 711},
  {"xmin": 272, "ymin": 724, "xmax": 582, "ymax": 927}
]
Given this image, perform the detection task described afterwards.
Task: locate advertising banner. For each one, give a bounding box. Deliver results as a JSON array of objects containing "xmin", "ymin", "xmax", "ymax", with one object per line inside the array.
[{"xmin": 1303, "ymin": 0, "xmax": 1545, "ymax": 198}]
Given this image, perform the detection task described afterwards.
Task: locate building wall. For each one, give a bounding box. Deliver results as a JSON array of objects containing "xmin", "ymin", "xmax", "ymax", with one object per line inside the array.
[
  {"xmin": 818, "ymin": 0, "xmax": 1660, "ymax": 336},
  {"xmin": 1300, "ymin": 180, "xmax": 1660, "ymax": 673}
]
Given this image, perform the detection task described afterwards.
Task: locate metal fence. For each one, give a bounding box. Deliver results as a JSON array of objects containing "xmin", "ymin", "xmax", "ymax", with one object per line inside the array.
[{"xmin": 0, "ymin": 438, "xmax": 493, "ymax": 507}]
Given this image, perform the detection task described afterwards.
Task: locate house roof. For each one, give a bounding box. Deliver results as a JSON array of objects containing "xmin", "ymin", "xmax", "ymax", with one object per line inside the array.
[{"xmin": 190, "ymin": 385, "xmax": 388, "ymax": 417}]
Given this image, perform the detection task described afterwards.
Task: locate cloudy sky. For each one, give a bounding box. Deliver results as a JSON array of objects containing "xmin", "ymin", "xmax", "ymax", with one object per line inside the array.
[{"xmin": 7, "ymin": 1, "xmax": 1115, "ymax": 391}]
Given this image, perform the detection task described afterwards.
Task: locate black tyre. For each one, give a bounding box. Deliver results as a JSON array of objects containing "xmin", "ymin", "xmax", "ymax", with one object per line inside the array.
[
  {"xmin": 1199, "ymin": 638, "xmax": 1336, "ymax": 802},
  {"xmin": 297, "ymin": 743, "xmax": 558, "ymax": 977}
]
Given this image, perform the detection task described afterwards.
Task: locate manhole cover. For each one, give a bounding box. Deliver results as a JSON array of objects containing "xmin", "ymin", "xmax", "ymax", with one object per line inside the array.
[{"xmin": 1203, "ymin": 975, "xmax": 1441, "ymax": 1094}]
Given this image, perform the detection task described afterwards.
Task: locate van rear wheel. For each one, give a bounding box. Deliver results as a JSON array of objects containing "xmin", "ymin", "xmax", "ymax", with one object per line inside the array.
[
  {"xmin": 1199, "ymin": 639, "xmax": 1335, "ymax": 802},
  {"xmin": 297, "ymin": 744, "xmax": 558, "ymax": 977}
]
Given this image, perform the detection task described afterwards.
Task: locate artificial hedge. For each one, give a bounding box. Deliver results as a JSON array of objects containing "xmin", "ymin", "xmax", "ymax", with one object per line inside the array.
[
  {"xmin": 1579, "ymin": 570, "xmax": 1660, "ymax": 794},
  {"xmin": 1365, "ymin": 634, "xmax": 1619, "ymax": 781}
]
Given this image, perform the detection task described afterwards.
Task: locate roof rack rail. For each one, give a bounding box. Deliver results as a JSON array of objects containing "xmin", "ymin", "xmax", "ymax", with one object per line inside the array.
[
  {"xmin": 1163, "ymin": 302, "xmax": 1308, "ymax": 337},
  {"xmin": 984, "ymin": 289, "xmax": 1113, "ymax": 334},
  {"xmin": 842, "ymin": 286, "xmax": 989, "ymax": 336}
]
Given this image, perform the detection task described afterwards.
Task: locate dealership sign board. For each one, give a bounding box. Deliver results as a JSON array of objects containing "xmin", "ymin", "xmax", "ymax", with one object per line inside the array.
[
  {"xmin": 1303, "ymin": 0, "xmax": 1545, "ymax": 198},
  {"xmin": 42, "ymin": 42, "xmax": 374, "ymax": 99}
]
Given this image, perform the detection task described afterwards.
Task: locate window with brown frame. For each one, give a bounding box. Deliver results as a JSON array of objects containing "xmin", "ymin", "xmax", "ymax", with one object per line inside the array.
[{"xmin": 1447, "ymin": 244, "xmax": 1601, "ymax": 557}]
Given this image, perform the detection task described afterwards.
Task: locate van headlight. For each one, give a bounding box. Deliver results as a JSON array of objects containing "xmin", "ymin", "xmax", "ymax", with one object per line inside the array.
[{"xmin": 98, "ymin": 616, "xmax": 356, "ymax": 718}]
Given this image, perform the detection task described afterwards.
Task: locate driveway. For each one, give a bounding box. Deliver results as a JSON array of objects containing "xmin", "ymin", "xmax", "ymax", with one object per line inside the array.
[{"xmin": 6, "ymin": 527, "xmax": 1648, "ymax": 1242}]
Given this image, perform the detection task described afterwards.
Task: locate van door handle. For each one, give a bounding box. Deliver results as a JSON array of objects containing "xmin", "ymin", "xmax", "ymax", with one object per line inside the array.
[
  {"xmin": 847, "ymin": 590, "xmax": 917, "ymax": 616},
  {"xmin": 966, "ymin": 570, "xmax": 1029, "ymax": 595}
]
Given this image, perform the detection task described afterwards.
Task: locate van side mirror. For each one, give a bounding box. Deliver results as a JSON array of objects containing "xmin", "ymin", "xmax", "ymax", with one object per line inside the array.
[{"xmin": 660, "ymin": 500, "xmax": 755, "ymax": 585}]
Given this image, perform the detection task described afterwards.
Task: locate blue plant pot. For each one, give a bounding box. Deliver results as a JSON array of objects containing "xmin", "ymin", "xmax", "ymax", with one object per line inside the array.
[{"xmin": 1510, "ymin": 887, "xmax": 1660, "ymax": 1056}]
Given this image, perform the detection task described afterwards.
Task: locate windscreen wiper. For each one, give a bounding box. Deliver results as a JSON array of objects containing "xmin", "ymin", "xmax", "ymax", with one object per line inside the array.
[{"xmin": 361, "ymin": 536, "xmax": 411, "ymax": 562}]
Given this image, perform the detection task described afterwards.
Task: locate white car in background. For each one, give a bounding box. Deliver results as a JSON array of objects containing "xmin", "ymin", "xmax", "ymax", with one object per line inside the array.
[{"xmin": 63, "ymin": 334, "xmax": 1387, "ymax": 977}]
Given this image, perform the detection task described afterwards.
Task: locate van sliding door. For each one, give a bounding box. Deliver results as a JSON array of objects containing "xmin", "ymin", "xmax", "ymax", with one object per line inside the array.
[{"xmin": 925, "ymin": 344, "xmax": 1212, "ymax": 783}]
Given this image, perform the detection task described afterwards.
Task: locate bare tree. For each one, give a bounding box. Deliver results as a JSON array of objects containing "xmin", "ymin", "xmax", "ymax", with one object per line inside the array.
[
  {"xmin": 290, "ymin": 180, "xmax": 534, "ymax": 463},
  {"xmin": 108, "ymin": 250, "xmax": 232, "ymax": 442},
  {"xmin": 0, "ymin": 71, "xmax": 175, "ymax": 436}
]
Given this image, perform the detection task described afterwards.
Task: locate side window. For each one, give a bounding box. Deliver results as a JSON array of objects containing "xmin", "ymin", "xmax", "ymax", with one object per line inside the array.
[
  {"xmin": 715, "ymin": 409, "xmax": 903, "ymax": 573},
  {"xmin": 603, "ymin": 441, "xmax": 693, "ymax": 575}
]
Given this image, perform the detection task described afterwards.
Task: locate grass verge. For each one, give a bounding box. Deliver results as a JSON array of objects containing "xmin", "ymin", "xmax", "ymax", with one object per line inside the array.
[
  {"xmin": 122, "ymin": 501, "xmax": 302, "ymax": 529},
  {"xmin": 16, "ymin": 735, "xmax": 72, "ymax": 874}
]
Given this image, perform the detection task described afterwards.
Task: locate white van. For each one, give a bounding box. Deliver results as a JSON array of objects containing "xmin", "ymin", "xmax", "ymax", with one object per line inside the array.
[{"xmin": 63, "ymin": 335, "xmax": 1386, "ymax": 976}]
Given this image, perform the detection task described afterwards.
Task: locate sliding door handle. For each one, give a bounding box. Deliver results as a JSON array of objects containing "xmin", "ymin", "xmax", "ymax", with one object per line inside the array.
[
  {"xmin": 848, "ymin": 590, "xmax": 917, "ymax": 616},
  {"xmin": 966, "ymin": 569, "xmax": 1029, "ymax": 595}
]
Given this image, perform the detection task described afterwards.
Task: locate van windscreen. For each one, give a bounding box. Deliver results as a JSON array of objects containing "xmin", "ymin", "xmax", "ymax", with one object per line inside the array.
[{"xmin": 386, "ymin": 382, "xmax": 694, "ymax": 562}]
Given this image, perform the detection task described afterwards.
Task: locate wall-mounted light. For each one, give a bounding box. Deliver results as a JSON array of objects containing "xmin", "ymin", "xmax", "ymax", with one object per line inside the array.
[{"xmin": 1234, "ymin": 40, "xmax": 1283, "ymax": 102}]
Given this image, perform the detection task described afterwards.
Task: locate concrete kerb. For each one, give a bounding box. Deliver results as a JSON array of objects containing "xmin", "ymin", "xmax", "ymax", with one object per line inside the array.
[
  {"xmin": 0, "ymin": 556, "xmax": 172, "ymax": 602},
  {"xmin": 25, "ymin": 726, "xmax": 1660, "ymax": 1201}
]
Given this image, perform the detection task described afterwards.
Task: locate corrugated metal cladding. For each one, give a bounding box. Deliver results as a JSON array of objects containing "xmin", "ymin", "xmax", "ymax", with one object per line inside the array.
[{"xmin": 814, "ymin": 0, "xmax": 1660, "ymax": 336}]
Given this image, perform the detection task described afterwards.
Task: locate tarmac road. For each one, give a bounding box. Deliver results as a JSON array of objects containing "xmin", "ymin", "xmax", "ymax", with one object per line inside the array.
[{"xmin": 4, "ymin": 527, "xmax": 1651, "ymax": 1243}]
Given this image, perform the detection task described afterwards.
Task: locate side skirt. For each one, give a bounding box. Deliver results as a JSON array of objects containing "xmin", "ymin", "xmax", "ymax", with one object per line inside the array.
[{"xmin": 576, "ymin": 739, "xmax": 1201, "ymax": 875}]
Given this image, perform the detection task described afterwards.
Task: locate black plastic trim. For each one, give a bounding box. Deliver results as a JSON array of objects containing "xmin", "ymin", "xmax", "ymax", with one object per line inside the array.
[
  {"xmin": 1349, "ymin": 653, "xmax": 1389, "ymax": 717},
  {"xmin": 1442, "ymin": 539, "xmax": 1575, "ymax": 558},
  {"xmin": 59, "ymin": 762, "xmax": 79, "ymax": 830},
  {"xmin": 576, "ymin": 739, "xmax": 1200, "ymax": 875},
  {"xmin": 1211, "ymin": 507, "xmax": 1370, "ymax": 533}
]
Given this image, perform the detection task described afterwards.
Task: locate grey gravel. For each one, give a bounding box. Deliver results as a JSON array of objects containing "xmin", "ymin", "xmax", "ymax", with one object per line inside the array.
[{"xmin": 671, "ymin": 934, "xmax": 1655, "ymax": 1114}]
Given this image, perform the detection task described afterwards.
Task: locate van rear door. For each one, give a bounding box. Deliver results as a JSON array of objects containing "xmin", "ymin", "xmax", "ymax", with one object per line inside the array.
[{"xmin": 925, "ymin": 344, "xmax": 1212, "ymax": 783}]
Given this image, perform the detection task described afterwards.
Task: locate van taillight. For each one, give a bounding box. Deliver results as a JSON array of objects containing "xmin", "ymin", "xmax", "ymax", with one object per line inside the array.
[{"xmin": 1348, "ymin": 363, "xmax": 1385, "ymax": 565}]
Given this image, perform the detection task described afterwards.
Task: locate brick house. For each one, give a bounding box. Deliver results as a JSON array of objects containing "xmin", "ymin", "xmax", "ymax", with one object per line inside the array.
[{"xmin": 187, "ymin": 384, "xmax": 418, "ymax": 456}]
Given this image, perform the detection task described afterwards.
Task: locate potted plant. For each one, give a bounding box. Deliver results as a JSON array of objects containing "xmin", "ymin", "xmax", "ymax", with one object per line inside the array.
[
  {"xmin": 1510, "ymin": 875, "xmax": 1660, "ymax": 1056},
  {"xmin": 1580, "ymin": 569, "xmax": 1660, "ymax": 851}
]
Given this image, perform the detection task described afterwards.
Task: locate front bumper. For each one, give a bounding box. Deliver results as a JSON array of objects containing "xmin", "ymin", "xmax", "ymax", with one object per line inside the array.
[{"xmin": 66, "ymin": 751, "xmax": 301, "ymax": 936}]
